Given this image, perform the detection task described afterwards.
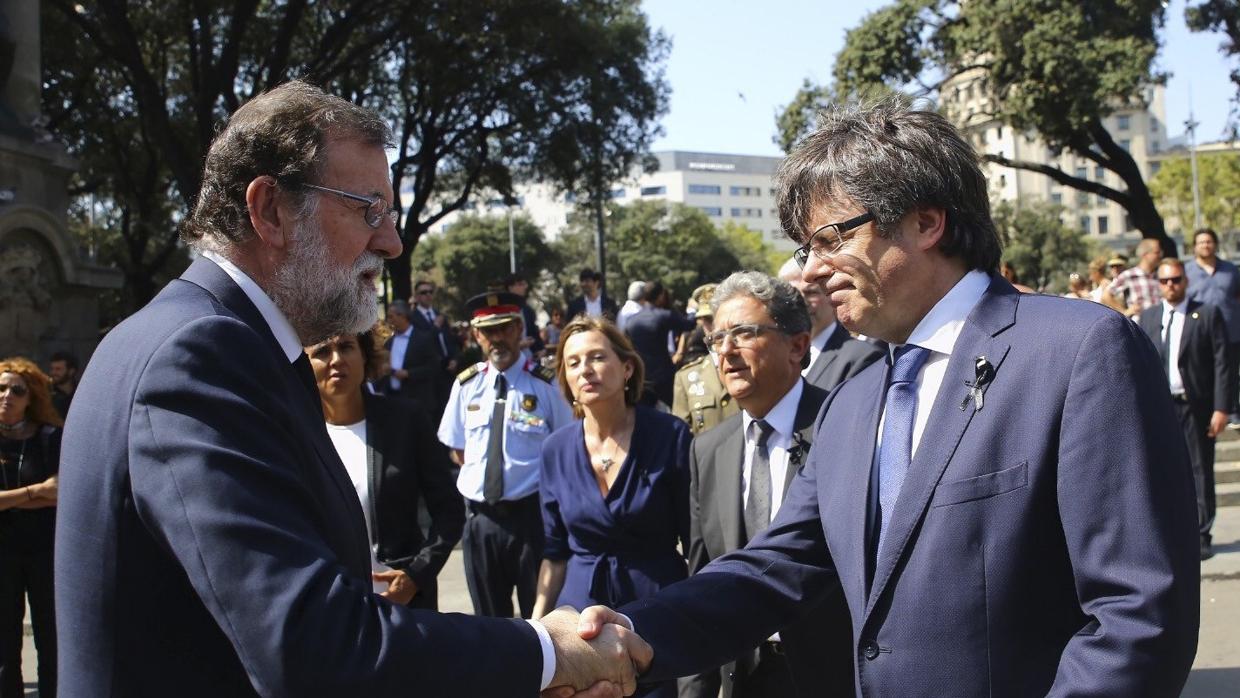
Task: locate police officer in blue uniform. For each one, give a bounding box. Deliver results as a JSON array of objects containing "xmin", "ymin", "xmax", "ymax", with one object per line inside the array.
[{"xmin": 437, "ymin": 291, "xmax": 573, "ymax": 618}]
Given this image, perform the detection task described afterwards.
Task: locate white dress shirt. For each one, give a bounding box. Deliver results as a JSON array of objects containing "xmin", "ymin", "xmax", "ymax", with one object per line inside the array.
[
  {"xmin": 585, "ymin": 295, "xmax": 603, "ymax": 317},
  {"xmin": 803, "ymin": 322, "xmax": 838, "ymax": 377},
  {"xmin": 740, "ymin": 378, "xmax": 804, "ymax": 518},
  {"xmin": 388, "ymin": 328, "xmax": 412, "ymax": 391},
  {"xmin": 324, "ymin": 419, "xmax": 397, "ymax": 593},
  {"xmin": 1162, "ymin": 299, "xmax": 1188, "ymax": 396},
  {"xmin": 877, "ymin": 270, "xmax": 990, "ymax": 459}
]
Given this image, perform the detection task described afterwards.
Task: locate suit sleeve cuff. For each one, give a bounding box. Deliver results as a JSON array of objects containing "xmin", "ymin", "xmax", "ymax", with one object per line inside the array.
[{"xmin": 527, "ymin": 619, "xmax": 556, "ymax": 690}]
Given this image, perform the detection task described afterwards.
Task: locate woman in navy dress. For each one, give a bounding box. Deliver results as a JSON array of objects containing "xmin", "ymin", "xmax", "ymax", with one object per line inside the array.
[{"xmin": 533, "ymin": 316, "xmax": 691, "ymax": 698}]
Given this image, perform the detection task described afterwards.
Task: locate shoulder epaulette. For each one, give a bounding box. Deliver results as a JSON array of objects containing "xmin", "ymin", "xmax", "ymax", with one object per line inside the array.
[
  {"xmin": 529, "ymin": 364, "xmax": 556, "ymax": 384},
  {"xmin": 457, "ymin": 363, "xmax": 484, "ymax": 385}
]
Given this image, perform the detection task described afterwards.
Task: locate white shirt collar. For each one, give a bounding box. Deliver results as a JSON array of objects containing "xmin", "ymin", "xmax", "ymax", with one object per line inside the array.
[
  {"xmin": 899, "ymin": 269, "xmax": 991, "ymax": 358},
  {"xmin": 201, "ymin": 251, "xmax": 303, "ymax": 363},
  {"xmin": 742, "ymin": 377, "xmax": 804, "ymax": 441},
  {"xmin": 811, "ymin": 322, "xmax": 837, "ymax": 351},
  {"xmin": 1162, "ymin": 298, "xmax": 1188, "ymax": 315}
]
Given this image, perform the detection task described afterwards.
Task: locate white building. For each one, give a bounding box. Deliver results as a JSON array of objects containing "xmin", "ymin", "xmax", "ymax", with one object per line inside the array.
[
  {"xmin": 941, "ymin": 68, "xmax": 1169, "ymax": 247},
  {"xmin": 413, "ymin": 151, "xmax": 796, "ymax": 251}
]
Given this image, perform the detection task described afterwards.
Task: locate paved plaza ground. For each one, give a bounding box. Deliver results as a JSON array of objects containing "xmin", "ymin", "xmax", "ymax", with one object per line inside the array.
[{"xmin": 18, "ymin": 494, "xmax": 1240, "ymax": 696}]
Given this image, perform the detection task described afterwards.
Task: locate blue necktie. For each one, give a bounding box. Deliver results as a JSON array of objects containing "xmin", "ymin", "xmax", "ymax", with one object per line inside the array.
[{"xmin": 875, "ymin": 344, "xmax": 930, "ymax": 561}]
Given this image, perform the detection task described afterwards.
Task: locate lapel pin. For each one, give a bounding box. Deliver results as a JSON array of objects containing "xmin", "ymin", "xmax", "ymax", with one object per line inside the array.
[
  {"xmin": 960, "ymin": 355, "xmax": 996, "ymax": 412},
  {"xmin": 1191, "ymin": 312, "xmax": 1199, "ymax": 320}
]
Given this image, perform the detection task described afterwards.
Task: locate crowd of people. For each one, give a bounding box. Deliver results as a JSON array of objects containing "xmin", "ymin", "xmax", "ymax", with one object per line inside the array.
[{"xmin": 0, "ymin": 79, "xmax": 1218, "ymax": 697}]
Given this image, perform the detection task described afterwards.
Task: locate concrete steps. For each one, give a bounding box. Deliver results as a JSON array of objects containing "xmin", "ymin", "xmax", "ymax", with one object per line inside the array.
[{"xmin": 1219, "ymin": 430, "xmax": 1240, "ymax": 508}]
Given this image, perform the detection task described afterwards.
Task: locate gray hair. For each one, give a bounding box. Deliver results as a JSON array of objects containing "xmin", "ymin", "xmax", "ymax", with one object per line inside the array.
[
  {"xmin": 776, "ymin": 95, "xmax": 1000, "ymax": 273},
  {"xmin": 626, "ymin": 280, "xmax": 646, "ymax": 301},
  {"xmin": 711, "ymin": 271, "xmax": 811, "ymax": 337},
  {"xmin": 183, "ymin": 80, "xmax": 393, "ymax": 252}
]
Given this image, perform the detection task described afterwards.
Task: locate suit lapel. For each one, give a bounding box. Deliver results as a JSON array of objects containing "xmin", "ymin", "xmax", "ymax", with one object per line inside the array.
[
  {"xmin": 784, "ymin": 381, "xmax": 825, "ymax": 495},
  {"xmin": 717, "ymin": 426, "xmax": 746, "ymax": 551},
  {"xmin": 863, "ymin": 280, "xmax": 1015, "ymax": 622},
  {"xmin": 179, "ymin": 258, "xmax": 372, "ymax": 564},
  {"xmin": 832, "ymin": 365, "xmax": 887, "ymax": 606},
  {"xmin": 1177, "ymin": 301, "xmax": 1199, "ymax": 362}
]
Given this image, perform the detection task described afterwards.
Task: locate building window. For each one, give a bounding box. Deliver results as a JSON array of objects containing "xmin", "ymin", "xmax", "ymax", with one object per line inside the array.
[
  {"xmin": 1118, "ymin": 139, "xmax": 1131, "ymax": 152},
  {"xmin": 610, "ymin": 188, "xmax": 626, "ymax": 199},
  {"xmin": 640, "ymin": 186, "xmax": 666, "ymax": 196},
  {"xmin": 688, "ymin": 184, "xmax": 721, "ymax": 195},
  {"xmin": 1079, "ymin": 216, "xmax": 1091, "ymax": 234},
  {"xmin": 1150, "ymin": 161, "xmax": 1161, "ymax": 175},
  {"xmin": 1076, "ymin": 191, "xmax": 1089, "ymax": 206},
  {"xmin": 699, "ymin": 206, "xmax": 722, "ymax": 217},
  {"xmin": 1124, "ymin": 214, "xmax": 1131, "ymax": 231},
  {"xmin": 730, "ymin": 207, "xmax": 762, "ymax": 218},
  {"xmin": 1094, "ymin": 166, "xmax": 1105, "ymax": 180},
  {"xmin": 729, "ymin": 185, "xmax": 760, "ymax": 196},
  {"xmin": 769, "ymin": 187, "xmax": 778, "ymax": 197},
  {"xmin": 1117, "ymin": 114, "xmax": 1130, "ymax": 131},
  {"xmin": 565, "ymin": 192, "xmax": 577, "ymax": 203},
  {"xmin": 1097, "ymin": 216, "xmax": 1109, "ymax": 235},
  {"xmin": 1051, "ymin": 192, "xmax": 1063, "ymax": 205},
  {"xmin": 1075, "ymin": 166, "xmax": 1088, "ymax": 180}
]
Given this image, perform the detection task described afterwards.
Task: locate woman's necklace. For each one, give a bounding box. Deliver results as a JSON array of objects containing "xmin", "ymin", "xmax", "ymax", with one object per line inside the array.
[
  {"xmin": 0, "ymin": 420, "xmax": 26, "ymax": 434},
  {"xmin": 599, "ymin": 439, "xmax": 618, "ymax": 474}
]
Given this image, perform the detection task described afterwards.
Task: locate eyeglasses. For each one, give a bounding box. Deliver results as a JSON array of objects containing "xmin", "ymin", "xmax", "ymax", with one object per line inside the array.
[
  {"xmin": 0, "ymin": 384, "xmax": 28, "ymax": 397},
  {"xmin": 703, "ymin": 324, "xmax": 786, "ymax": 353},
  {"xmin": 1158, "ymin": 276, "xmax": 1184, "ymax": 285},
  {"xmin": 793, "ymin": 211, "xmax": 875, "ymax": 269},
  {"xmin": 302, "ymin": 183, "xmax": 399, "ymax": 230},
  {"xmin": 416, "ymin": 288, "xmax": 435, "ymax": 296}
]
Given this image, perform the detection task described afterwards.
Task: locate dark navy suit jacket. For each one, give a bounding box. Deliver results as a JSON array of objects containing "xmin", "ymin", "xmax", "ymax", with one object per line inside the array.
[
  {"xmin": 55, "ymin": 258, "xmax": 542, "ymax": 697},
  {"xmin": 624, "ymin": 276, "xmax": 1200, "ymax": 697}
]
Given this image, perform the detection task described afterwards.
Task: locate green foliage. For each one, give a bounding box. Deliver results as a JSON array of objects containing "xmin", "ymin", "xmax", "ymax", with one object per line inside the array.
[
  {"xmin": 1149, "ymin": 152, "xmax": 1240, "ymax": 240},
  {"xmin": 423, "ymin": 214, "xmax": 557, "ymax": 318},
  {"xmin": 551, "ymin": 201, "xmax": 756, "ymax": 306},
  {"xmin": 43, "ymin": 0, "xmax": 668, "ymax": 311},
  {"xmin": 716, "ymin": 221, "xmax": 784, "ymax": 275},
  {"xmin": 777, "ymin": 0, "xmax": 1173, "ymax": 251},
  {"xmin": 993, "ymin": 201, "xmax": 1096, "ymax": 291}
]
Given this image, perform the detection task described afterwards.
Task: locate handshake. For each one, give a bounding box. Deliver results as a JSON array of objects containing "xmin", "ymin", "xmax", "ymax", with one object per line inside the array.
[{"xmin": 540, "ymin": 606, "xmax": 653, "ymax": 698}]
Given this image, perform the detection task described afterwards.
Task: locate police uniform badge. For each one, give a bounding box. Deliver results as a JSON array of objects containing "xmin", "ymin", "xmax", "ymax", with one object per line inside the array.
[{"xmin": 522, "ymin": 394, "xmax": 538, "ymax": 412}]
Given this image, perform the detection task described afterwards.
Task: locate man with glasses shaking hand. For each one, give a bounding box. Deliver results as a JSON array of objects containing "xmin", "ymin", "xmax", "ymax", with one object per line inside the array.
[{"xmin": 564, "ymin": 97, "xmax": 1200, "ymax": 697}]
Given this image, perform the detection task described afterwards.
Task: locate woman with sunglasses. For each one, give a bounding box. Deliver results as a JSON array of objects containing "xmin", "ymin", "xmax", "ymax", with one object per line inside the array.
[
  {"xmin": 0, "ymin": 357, "xmax": 62, "ymax": 698},
  {"xmin": 532, "ymin": 317, "xmax": 691, "ymax": 698}
]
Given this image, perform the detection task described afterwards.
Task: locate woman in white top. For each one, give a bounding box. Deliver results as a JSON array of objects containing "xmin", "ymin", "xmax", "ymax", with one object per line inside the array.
[{"xmin": 306, "ymin": 325, "xmax": 464, "ymax": 609}]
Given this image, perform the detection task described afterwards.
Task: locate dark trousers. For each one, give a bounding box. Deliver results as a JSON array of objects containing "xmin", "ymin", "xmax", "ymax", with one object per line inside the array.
[
  {"xmin": 1174, "ymin": 400, "xmax": 1217, "ymax": 544},
  {"xmin": 734, "ymin": 643, "xmax": 798, "ymax": 697},
  {"xmin": 0, "ymin": 529, "xmax": 56, "ymax": 698},
  {"xmin": 462, "ymin": 495, "xmax": 542, "ymax": 618}
]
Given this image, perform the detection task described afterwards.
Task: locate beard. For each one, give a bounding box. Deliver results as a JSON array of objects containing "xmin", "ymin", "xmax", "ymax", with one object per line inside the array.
[{"xmin": 270, "ymin": 214, "xmax": 384, "ymax": 346}]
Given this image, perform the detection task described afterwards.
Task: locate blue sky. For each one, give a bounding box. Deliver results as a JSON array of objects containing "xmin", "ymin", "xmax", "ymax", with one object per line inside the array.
[{"xmin": 641, "ymin": 0, "xmax": 1235, "ymax": 156}]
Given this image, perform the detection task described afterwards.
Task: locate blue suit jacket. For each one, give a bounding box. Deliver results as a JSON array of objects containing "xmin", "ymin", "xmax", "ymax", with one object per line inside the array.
[
  {"xmin": 55, "ymin": 258, "xmax": 542, "ymax": 697},
  {"xmin": 623, "ymin": 276, "xmax": 1200, "ymax": 697}
]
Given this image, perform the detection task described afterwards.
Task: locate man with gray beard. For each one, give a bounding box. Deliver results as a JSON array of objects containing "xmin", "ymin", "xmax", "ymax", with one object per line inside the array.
[{"xmin": 54, "ymin": 81, "xmax": 646, "ymax": 698}]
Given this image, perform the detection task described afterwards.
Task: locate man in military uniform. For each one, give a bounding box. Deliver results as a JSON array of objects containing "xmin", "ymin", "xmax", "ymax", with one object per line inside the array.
[
  {"xmin": 673, "ymin": 283, "xmax": 738, "ymax": 435},
  {"xmin": 437, "ymin": 291, "xmax": 573, "ymax": 618}
]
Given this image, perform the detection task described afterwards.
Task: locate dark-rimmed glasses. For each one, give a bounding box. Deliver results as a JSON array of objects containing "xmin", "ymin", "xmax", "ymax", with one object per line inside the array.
[
  {"xmin": 792, "ymin": 211, "xmax": 875, "ymax": 268},
  {"xmin": 1158, "ymin": 276, "xmax": 1184, "ymax": 285},
  {"xmin": 704, "ymin": 324, "xmax": 786, "ymax": 353},
  {"xmin": 302, "ymin": 183, "xmax": 399, "ymax": 230}
]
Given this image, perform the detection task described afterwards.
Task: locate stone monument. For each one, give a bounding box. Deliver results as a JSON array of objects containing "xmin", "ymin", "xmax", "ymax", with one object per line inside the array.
[{"xmin": 0, "ymin": 0, "xmax": 122, "ymax": 363}]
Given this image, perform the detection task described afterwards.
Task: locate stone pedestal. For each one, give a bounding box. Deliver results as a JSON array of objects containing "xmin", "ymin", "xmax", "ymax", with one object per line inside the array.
[{"xmin": 0, "ymin": 1, "xmax": 123, "ymax": 364}]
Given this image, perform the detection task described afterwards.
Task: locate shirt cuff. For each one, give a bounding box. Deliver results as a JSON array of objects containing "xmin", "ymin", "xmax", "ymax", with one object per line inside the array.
[{"xmin": 527, "ymin": 619, "xmax": 556, "ymax": 690}]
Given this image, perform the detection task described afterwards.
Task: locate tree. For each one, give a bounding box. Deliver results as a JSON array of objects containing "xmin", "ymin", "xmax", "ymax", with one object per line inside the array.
[
  {"xmin": 368, "ymin": 0, "xmax": 670, "ymax": 300},
  {"xmin": 993, "ymin": 201, "xmax": 1095, "ymax": 291},
  {"xmin": 552, "ymin": 201, "xmax": 748, "ymax": 306},
  {"xmin": 422, "ymin": 214, "xmax": 557, "ymax": 319},
  {"xmin": 1187, "ymin": 1, "xmax": 1240, "ymax": 133},
  {"xmin": 716, "ymin": 221, "xmax": 784, "ymax": 275},
  {"xmin": 777, "ymin": 0, "xmax": 1176, "ymax": 255},
  {"xmin": 43, "ymin": 0, "xmax": 669, "ymax": 310},
  {"xmin": 1149, "ymin": 151, "xmax": 1240, "ymax": 241},
  {"xmin": 43, "ymin": 1, "xmax": 415, "ymax": 311}
]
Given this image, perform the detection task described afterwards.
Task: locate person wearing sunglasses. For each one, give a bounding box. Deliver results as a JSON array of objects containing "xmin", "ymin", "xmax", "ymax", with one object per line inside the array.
[
  {"xmin": 572, "ymin": 97, "xmax": 1198, "ymax": 698},
  {"xmin": 1138, "ymin": 258, "xmax": 1233, "ymax": 560},
  {"xmin": 0, "ymin": 357, "xmax": 61, "ymax": 698}
]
